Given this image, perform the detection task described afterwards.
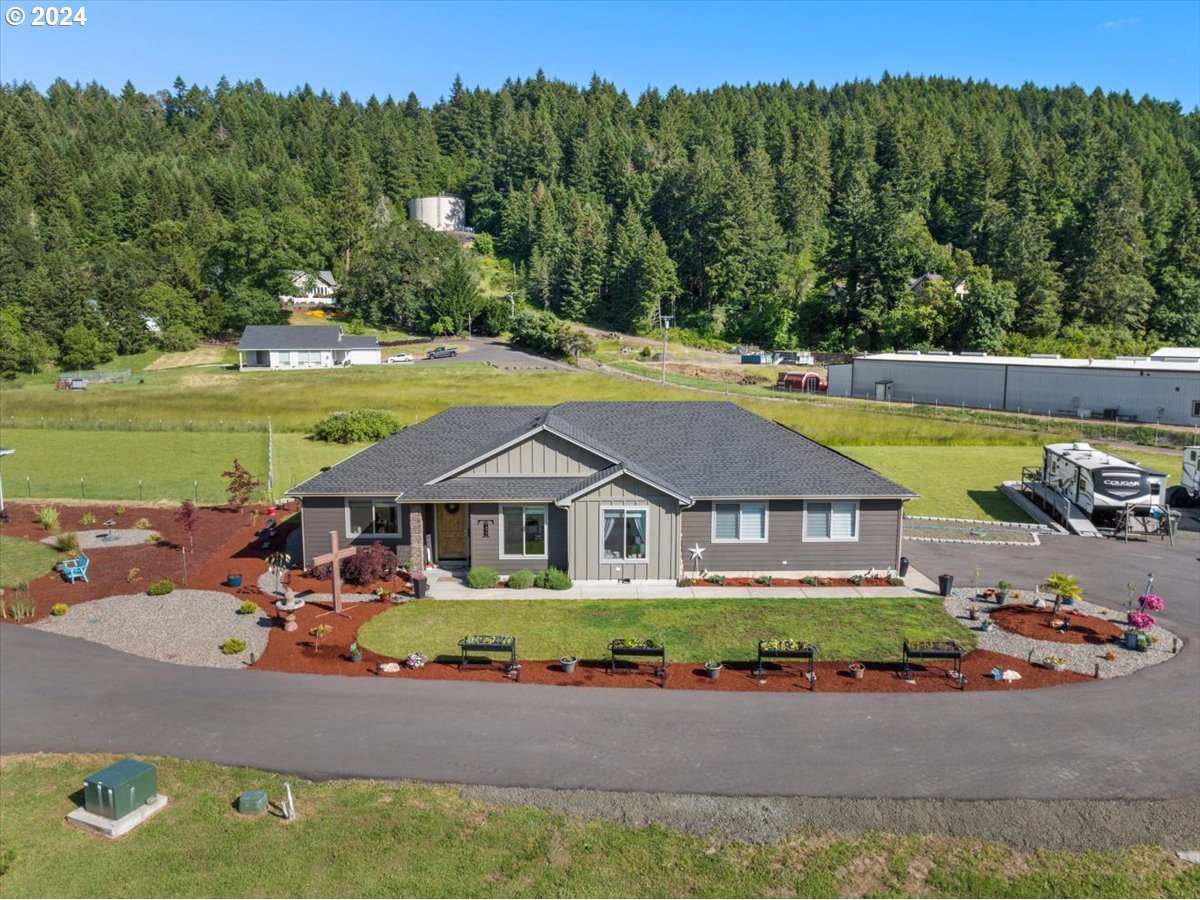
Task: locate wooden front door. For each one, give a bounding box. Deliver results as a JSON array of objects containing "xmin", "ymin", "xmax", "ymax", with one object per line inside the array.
[{"xmin": 436, "ymin": 504, "xmax": 469, "ymax": 559}]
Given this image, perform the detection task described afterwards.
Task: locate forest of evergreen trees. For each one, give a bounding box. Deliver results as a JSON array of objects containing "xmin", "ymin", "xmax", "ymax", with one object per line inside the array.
[{"xmin": 1, "ymin": 71, "xmax": 1197, "ymax": 374}]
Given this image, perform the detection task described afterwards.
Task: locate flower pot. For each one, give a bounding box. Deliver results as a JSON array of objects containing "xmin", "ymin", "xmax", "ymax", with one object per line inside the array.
[
  {"xmin": 349, "ymin": 652, "xmax": 362, "ymax": 664},
  {"xmin": 226, "ymin": 573, "xmax": 243, "ymax": 588},
  {"xmin": 1124, "ymin": 630, "xmax": 1139, "ymax": 650},
  {"xmin": 849, "ymin": 664, "xmax": 866, "ymax": 680},
  {"xmin": 996, "ymin": 592, "xmax": 1008, "ymax": 605},
  {"xmin": 705, "ymin": 662, "xmax": 722, "ymax": 680},
  {"xmin": 560, "ymin": 656, "xmax": 577, "ymax": 674},
  {"xmin": 938, "ymin": 574, "xmax": 954, "ymax": 597},
  {"xmin": 411, "ymin": 576, "xmax": 428, "ymax": 599},
  {"xmin": 981, "ymin": 621, "xmax": 994, "ymax": 633},
  {"xmin": 968, "ymin": 609, "xmax": 979, "ymax": 621}
]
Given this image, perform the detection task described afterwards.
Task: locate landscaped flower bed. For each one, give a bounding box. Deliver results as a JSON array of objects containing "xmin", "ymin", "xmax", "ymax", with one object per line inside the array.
[
  {"xmin": 682, "ymin": 575, "xmax": 897, "ymax": 588},
  {"xmin": 990, "ymin": 604, "xmax": 1126, "ymax": 646}
]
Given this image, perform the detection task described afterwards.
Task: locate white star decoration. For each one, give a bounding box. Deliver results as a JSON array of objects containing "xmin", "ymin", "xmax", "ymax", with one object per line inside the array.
[{"xmin": 688, "ymin": 544, "xmax": 706, "ymax": 561}]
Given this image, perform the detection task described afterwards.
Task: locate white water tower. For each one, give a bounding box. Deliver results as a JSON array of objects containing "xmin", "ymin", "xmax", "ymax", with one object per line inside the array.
[{"xmin": 407, "ymin": 195, "xmax": 466, "ymax": 232}]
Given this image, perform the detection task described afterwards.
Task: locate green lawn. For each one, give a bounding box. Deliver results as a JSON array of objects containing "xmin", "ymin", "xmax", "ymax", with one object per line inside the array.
[
  {"xmin": 0, "ymin": 535, "xmax": 63, "ymax": 587},
  {"xmin": 0, "ymin": 755, "xmax": 1194, "ymax": 898},
  {"xmin": 358, "ymin": 596, "xmax": 975, "ymax": 664}
]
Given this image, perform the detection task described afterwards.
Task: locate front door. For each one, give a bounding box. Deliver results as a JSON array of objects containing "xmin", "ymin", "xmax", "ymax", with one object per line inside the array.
[{"xmin": 436, "ymin": 504, "xmax": 469, "ymax": 560}]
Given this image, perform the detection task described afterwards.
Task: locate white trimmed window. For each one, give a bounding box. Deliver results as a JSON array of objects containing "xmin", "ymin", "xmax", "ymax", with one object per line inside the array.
[
  {"xmin": 602, "ymin": 508, "xmax": 648, "ymax": 561},
  {"xmin": 804, "ymin": 501, "xmax": 858, "ymax": 541},
  {"xmin": 347, "ymin": 500, "xmax": 401, "ymax": 537},
  {"xmin": 712, "ymin": 502, "xmax": 768, "ymax": 542},
  {"xmin": 500, "ymin": 505, "xmax": 548, "ymax": 558}
]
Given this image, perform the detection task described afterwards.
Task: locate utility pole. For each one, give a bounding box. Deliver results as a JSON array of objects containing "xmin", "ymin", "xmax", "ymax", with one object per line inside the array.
[{"xmin": 659, "ymin": 315, "xmax": 673, "ymax": 383}]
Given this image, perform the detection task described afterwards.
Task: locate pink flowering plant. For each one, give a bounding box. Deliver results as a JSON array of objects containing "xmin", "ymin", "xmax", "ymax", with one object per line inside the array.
[
  {"xmin": 1127, "ymin": 611, "xmax": 1156, "ymax": 631},
  {"xmin": 1138, "ymin": 593, "xmax": 1165, "ymax": 612}
]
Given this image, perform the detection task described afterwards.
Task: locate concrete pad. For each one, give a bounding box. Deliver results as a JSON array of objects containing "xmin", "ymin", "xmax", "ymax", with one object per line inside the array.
[{"xmin": 66, "ymin": 794, "xmax": 168, "ymax": 838}]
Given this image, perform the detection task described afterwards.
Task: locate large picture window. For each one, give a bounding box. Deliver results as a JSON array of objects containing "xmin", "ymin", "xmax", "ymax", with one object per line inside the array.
[
  {"xmin": 712, "ymin": 502, "xmax": 768, "ymax": 542},
  {"xmin": 602, "ymin": 508, "xmax": 648, "ymax": 561},
  {"xmin": 804, "ymin": 501, "xmax": 858, "ymax": 542},
  {"xmin": 500, "ymin": 505, "xmax": 547, "ymax": 558},
  {"xmin": 347, "ymin": 500, "xmax": 401, "ymax": 537}
]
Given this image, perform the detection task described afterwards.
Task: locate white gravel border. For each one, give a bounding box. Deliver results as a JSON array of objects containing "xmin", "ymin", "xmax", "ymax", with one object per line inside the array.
[
  {"xmin": 39, "ymin": 529, "xmax": 157, "ymax": 549},
  {"xmin": 943, "ymin": 589, "xmax": 1180, "ymax": 678},
  {"xmin": 31, "ymin": 590, "xmax": 270, "ymax": 668}
]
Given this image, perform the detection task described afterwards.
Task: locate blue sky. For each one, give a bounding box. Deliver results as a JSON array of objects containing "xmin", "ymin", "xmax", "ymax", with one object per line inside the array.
[{"xmin": 1, "ymin": 0, "xmax": 1197, "ymax": 108}]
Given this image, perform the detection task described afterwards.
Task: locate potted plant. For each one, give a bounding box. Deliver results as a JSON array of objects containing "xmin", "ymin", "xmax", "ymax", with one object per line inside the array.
[
  {"xmin": 410, "ymin": 571, "xmax": 428, "ymax": 599},
  {"xmin": 980, "ymin": 619, "xmax": 995, "ymax": 633},
  {"xmin": 996, "ymin": 581, "xmax": 1012, "ymax": 604},
  {"xmin": 848, "ymin": 662, "xmax": 866, "ymax": 680},
  {"xmin": 349, "ymin": 641, "xmax": 363, "ymax": 664},
  {"xmin": 1126, "ymin": 611, "xmax": 1156, "ymax": 650},
  {"xmin": 560, "ymin": 655, "xmax": 577, "ymax": 674},
  {"xmin": 1044, "ymin": 572, "xmax": 1081, "ymax": 613},
  {"xmin": 1043, "ymin": 655, "xmax": 1068, "ymax": 672},
  {"xmin": 704, "ymin": 660, "xmax": 723, "ymax": 680},
  {"xmin": 968, "ymin": 604, "xmax": 980, "ymax": 621}
]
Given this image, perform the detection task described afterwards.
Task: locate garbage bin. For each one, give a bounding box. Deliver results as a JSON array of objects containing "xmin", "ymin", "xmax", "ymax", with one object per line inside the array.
[
  {"xmin": 938, "ymin": 573, "xmax": 954, "ymax": 597},
  {"xmin": 412, "ymin": 575, "xmax": 428, "ymax": 599},
  {"xmin": 898, "ymin": 556, "xmax": 910, "ymax": 577}
]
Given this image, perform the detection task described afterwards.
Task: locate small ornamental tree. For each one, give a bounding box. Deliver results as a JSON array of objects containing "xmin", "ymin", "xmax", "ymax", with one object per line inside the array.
[
  {"xmin": 222, "ymin": 459, "xmax": 261, "ymax": 510},
  {"xmin": 342, "ymin": 541, "xmax": 398, "ymax": 585},
  {"xmin": 309, "ymin": 624, "xmax": 333, "ymax": 650},
  {"xmin": 175, "ymin": 499, "xmax": 198, "ymax": 552}
]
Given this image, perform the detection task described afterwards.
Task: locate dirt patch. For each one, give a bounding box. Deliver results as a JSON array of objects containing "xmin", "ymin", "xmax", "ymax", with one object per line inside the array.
[
  {"xmin": 144, "ymin": 345, "xmax": 230, "ymax": 370},
  {"xmin": 991, "ymin": 604, "xmax": 1126, "ymax": 646}
]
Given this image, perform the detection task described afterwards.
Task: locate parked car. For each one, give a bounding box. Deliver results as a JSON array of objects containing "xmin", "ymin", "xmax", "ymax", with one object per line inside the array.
[
  {"xmin": 425, "ymin": 346, "xmax": 458, "ymax": 359},
  {"xmin": 386, "ymin": 353, "xmax": 414, "ymax": 364}
]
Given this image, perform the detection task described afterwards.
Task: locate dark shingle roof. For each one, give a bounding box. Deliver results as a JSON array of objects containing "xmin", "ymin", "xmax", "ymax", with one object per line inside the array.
[
  {"xmin": 289, "ymin": 402, "xmax": 915, "ymax": 501},
  {"xmin": 237, "ymin": 325, "xmax": 379, "ymax": 351}
]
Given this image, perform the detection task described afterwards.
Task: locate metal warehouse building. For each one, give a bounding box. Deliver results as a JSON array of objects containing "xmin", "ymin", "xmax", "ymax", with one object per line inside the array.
[{"xmin": 826, "ymin": 347, "xmax": 1200, "ymax": 426}]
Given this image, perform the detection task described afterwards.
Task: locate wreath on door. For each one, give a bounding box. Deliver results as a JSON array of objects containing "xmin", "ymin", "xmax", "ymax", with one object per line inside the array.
[{"xmin": 445, "ymin": 503, "xmax": 460, "ymax": 514}]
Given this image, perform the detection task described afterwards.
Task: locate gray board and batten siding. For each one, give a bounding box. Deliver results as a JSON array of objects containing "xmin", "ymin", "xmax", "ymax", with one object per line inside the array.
[
  {"xmin": 567, "ymin": 473, "xmax": 682, "ymax": 581},
  {"xmin": 458, "ymin": 430, "xmax": 608, "ymax": 477},
  {"xmin": 680, "ymin": 499, "xmax": 904, "ymax": 574},
  {"xmin": 299, "ymin": 496, "xmax": 416, "ymax": 568}
]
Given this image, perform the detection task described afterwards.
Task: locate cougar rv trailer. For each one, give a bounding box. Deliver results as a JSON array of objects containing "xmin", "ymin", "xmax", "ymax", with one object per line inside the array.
[{"xmin": 1041, "ymin": 442, "xmax": 1167, "ymax": 525}]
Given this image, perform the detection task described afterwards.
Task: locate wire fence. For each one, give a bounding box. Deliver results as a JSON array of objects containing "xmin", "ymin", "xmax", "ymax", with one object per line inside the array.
[
  {"xmin": 3, "ymin": 415, "xmax": 273, "ymax": 433},
  {"xmin": 9, "ymin": 475, "xmax": 229, "ymax": 504}
]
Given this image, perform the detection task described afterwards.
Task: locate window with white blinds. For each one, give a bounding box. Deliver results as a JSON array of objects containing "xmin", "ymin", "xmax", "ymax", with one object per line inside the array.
[
  {"xmin": 712, "ymin": 502, "xmax": 768, "ymax": 541},
  {"xmin": 804, "ymin": 501, "xmax": 858, "ymax": 541}
]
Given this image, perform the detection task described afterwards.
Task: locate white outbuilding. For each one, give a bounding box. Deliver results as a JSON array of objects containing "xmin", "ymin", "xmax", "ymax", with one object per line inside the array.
[{"xmin": 237, "ymin": 325, "xmax": 381, "ymax": 370}]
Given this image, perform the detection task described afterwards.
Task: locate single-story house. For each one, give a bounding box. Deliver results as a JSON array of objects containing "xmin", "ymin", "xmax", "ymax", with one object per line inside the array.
[
  {"xmin": 280, "ymin": 270, "xmax": 339, "ymax": 306},
  {"xmin": 288, "ymin": 401, "xmax": 916, "ymax": 582},
  {"xmin": 237, "ymin": 325, "xmax": 381, "ymax": 370}
]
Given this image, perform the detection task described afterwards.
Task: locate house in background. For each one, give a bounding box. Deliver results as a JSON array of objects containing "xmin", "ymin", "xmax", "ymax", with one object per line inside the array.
[
  {"xmin": 237, "ymin": 325, "xmax": 381, "ymax": 370},
  {"xmin": 288, "ymin": 401, "xmax": 916, "ymax": 582},
  {"xmin": 280, "ymin": 270, "xmax": 339, "ymax": 306},
  {"xmin": 908, "ymin": 272, "xmax": 969, "ymax": 299}
]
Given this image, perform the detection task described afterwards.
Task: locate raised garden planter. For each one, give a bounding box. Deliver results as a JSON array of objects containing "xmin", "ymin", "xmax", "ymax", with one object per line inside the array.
[
  {"xmin": 458, "ymin": 634, "xmax": 519, "ymax": 681},
  {"xmin": 902, "ymin": 639, "xmax": 965, "ymax": 688},
  {"xmin": 753, "ymin": 639, "xmax": 817, "ymax": 689},
  {"xmin": 609, "ymin": 638, "xmax": 666, "ymax": 688}
]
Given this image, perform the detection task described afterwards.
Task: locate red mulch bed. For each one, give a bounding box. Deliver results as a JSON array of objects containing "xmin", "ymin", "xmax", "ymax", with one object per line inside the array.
[
  {"xmin": 991, "ymin": 604, "xmax": 1125, "ymax": 646},
  {"xmin": 687, "ymin": 576, "xmax": 894, "ymax": 588},
  {"xmin": 284, "ymin": 570, "xmax": 416, "ymax": 599},
  {"xmin": 250, "ymin": 598, "xmax": 1089, "ymax": 691},
  {"xmin": 1, "ymin": 501, "xmax": 296, "ymax": 622}
]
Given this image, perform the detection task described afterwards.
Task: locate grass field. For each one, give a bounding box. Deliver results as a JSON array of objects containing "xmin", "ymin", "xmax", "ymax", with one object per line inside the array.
[
  {"xmin": 358, "ymin": 596, "xmax": 975, "ymax": 664},
  {"xmin": 0, "ymin": 535, "xmax": 63, "ymax": 588},
  {"xmin": 0, "ymin": 754, "xmax": 1194, "ymax": 899}
]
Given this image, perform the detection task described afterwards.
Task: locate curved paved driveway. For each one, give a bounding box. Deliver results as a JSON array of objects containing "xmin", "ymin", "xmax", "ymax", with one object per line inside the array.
[{"xmin": 2, "ymin": 532, "xmax": 1197, "ymax": 800}]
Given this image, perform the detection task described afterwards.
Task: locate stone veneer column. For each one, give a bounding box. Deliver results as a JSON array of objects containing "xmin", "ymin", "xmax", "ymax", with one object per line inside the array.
[{"xmin": 409, "ymin": 506, "xmax": 426, "ymax": 565}]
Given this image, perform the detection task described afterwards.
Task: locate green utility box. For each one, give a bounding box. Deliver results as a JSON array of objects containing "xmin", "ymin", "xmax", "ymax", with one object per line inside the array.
[
  {"xmin": 83, "ymin": 759, "xmax": 158, "ymax": 821},
  {"xmin": 237, "ymin": 790, "xmax": 268, "ymax": 815}
]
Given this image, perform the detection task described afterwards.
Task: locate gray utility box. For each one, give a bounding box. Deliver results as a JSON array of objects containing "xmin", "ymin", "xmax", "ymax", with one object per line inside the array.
[{"xmin": 83, "ymin": 759, "xmax": 158, "ymax": 820}]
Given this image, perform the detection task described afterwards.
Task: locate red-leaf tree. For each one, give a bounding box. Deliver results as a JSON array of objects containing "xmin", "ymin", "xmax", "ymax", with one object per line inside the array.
[
  {"xmin": 221, "ymin": 460, "xmax": 261, "ymax": 510},
  {"xmin": 175, "ymin": 500, "xmax": 198, "ymax": 551}
]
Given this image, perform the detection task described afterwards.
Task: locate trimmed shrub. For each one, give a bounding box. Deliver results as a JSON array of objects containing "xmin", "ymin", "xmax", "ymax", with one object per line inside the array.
[
  {"xmin": 34, "ymin": 507, "xmax": 60, "ymax": 532},
  {"xmin": 146, "ymin": 579, "xmax": 174, "ymax": 596},
  {"xmin": 466, "ymin": 566, "xmax": 500, "ymax": 590},
  {"xmin": 221, "ymin": 637, "xmax": 247, "ymax": 655},
  {"xmin": 146, "ymin": 533, "xmax": 163, "ymax": 544},
  {"xmin": 79, "ymin": 512, "xmax": 97, "ymax": 526},
  {"xmin": 50, "ymin": 603, "xmax": 68, "ymax": 616},
  {"xmin": 158, "ymin": 324, "xmax": 199, "ymax": 352},
  {"xmin": 311, "ymin": 409, "xmax": 403, "ymax": 444},
  {"xmin": 342, "ymin": 541, "xmax": 398, "ymax": 585},
  {"xmin": 237, "ymin": 601, "xmax": 259, "ymax": 615},
  {"xmin": 134, "ymin": 517, "xmax": 152, "ymax": 529},
  {"xmin": 505, "ymin": 569, "xmax": 535, "ymax": 590},
  {"xmin": 534, "ymin": 567, "xmax": 572, "ymax": 590},
  {"xmin": 126, "ymin": 567, "xmax": 141, "ymax": 582},
  {"xmin": 114, "ymin": 506, "xmax": 126, "ymax": 515},
  {"xmin": 53, "ymin": 532, "xmax": 80, "ymax": 554}
]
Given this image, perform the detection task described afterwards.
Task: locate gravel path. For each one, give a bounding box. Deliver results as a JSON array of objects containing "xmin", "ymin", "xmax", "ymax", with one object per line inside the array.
[
  {"xmin": 943, "ymin": 589, "xmax": 1179, "ymax": 678},
  {"xmin": 462, "ymin": 786, "xmax": 1200, "ymax": 851},
  {"xmin": 39, "ymin": 528, "xmax": 157, "ymax": 549},
  {"xmin": 31, "ymin": 590, "xmax": 269, "ymax": 668}
]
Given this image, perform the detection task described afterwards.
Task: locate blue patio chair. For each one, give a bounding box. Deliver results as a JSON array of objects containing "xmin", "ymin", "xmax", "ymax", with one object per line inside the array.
[{"xmin": 60, "ymin": 551, "xmax": 90, "ymax": 584}]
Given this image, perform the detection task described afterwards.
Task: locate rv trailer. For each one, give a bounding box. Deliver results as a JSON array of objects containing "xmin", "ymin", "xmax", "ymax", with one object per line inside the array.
[
  {"xmin": 1040, "ymin": 442, "xmax": 1167, "ymax": 526},
  {"xmin": 1174, "ymin": 446, "xmax": 1199, "ymax": 506}
]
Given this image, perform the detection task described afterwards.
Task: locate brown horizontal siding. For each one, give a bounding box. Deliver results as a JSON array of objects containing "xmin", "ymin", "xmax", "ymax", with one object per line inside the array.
[
  {"xmin": 467, "ymin": 503, "xmax": 568, "ymax": 575},
  {"xmin": 680, "ymin": 499, "xmax": 901, "ymax": 572}
]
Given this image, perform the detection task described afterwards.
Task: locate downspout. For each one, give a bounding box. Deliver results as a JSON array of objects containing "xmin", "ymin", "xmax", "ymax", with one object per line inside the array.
[
  {"xmin": 895, "ymin": 501, "xmax": 905, "ymax": 570},
  {"xmin": 1002, "ymin": 364, "xmax": 1009, "ymax": 411}
]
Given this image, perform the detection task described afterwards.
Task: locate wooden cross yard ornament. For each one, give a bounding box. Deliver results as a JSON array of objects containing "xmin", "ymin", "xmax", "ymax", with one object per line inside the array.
[{"xmin": 311, "ymin": 530, "xmax": 357, "ymax": 618}]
